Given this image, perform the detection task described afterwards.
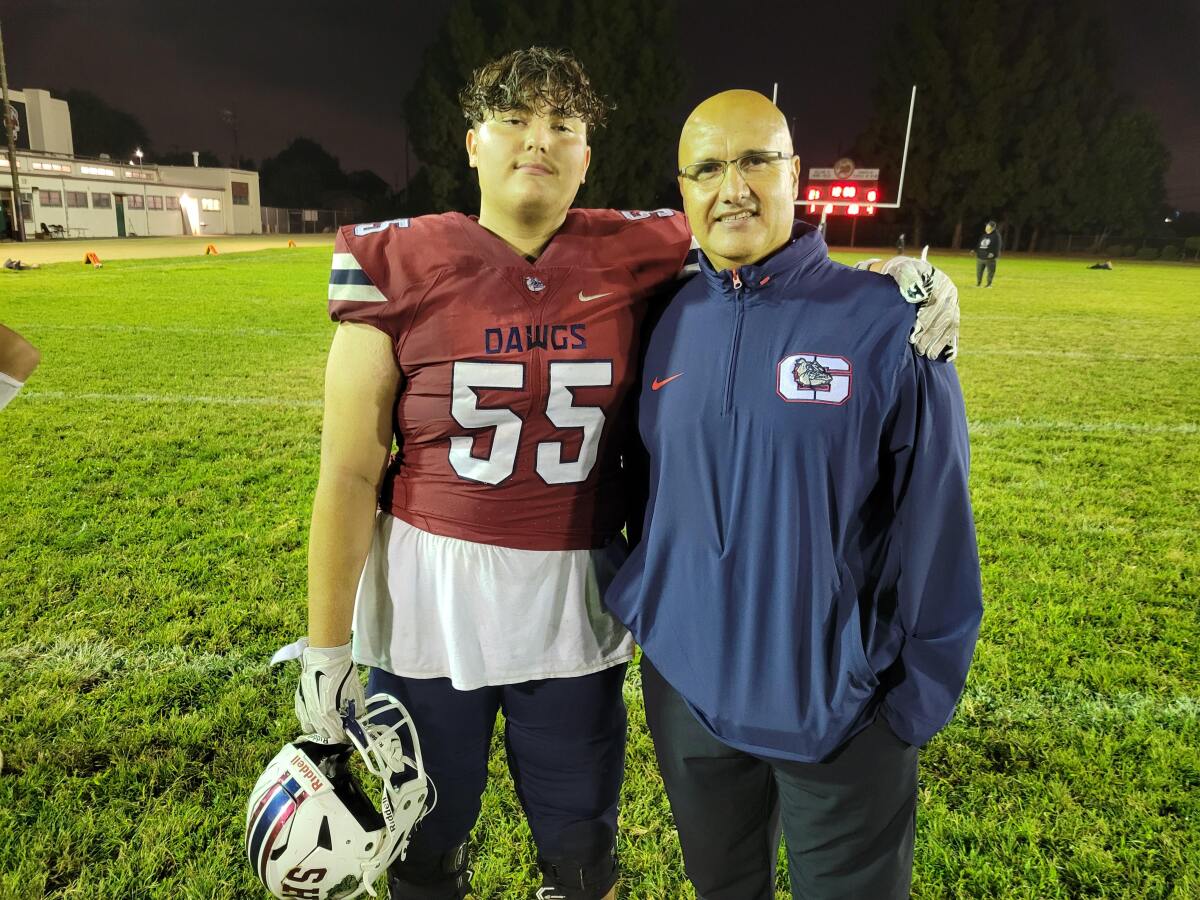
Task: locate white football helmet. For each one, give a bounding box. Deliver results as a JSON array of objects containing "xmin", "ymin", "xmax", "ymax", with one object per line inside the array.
[{"xmin": 246, "ymin": 694, "xmax": 434, "ymax": 899}]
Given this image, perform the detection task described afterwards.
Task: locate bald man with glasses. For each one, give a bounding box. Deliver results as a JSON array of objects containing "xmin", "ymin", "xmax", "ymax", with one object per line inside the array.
[{"xmin": 605, "ymin": 90, "xmax": 982, "ymax": 899}]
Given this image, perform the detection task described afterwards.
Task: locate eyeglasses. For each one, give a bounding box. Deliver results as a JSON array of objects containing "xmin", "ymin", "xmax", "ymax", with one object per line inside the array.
[{"xmin": 678, "ymin": 151, "xmax": 794, "ymax": 185}]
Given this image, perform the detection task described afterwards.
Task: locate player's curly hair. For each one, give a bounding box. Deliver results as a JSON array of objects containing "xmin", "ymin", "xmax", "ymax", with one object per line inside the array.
[{"xmin": 458, "ymin": 46, "xmax": 614, "ymax": 130}]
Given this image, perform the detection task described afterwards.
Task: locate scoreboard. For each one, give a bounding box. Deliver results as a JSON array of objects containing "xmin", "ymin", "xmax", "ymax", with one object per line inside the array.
[{"xmin": 803, "ymin": 158, "xmax": 880, "ymax": 217}]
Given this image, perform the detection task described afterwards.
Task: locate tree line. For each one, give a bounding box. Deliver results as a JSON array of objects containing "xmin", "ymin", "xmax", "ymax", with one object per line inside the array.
[{"xmin": 854, "ymin": 0, "xmax": 1169, "ymax": 250}]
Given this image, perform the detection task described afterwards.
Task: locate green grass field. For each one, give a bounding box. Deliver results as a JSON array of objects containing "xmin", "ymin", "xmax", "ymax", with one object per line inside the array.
[{"xmin": 1, "ymin": 247, "xmax": 1197, "ymax": 899}]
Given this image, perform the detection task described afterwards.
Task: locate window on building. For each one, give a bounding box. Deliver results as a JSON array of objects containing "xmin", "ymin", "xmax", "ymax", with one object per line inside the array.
[
  {"xmin": 201, "ymin": 198, "xmax": 221, "ymax": 211},
  {"xmin": 231, "ymin": 181, "xmax": 250, "ymax": 206},
  {"xmin": 19, "ymin": 192, "xmax": 32, "ymax": 219},
  {"xmin": 164, "ymin": 196, "xmax": 180, "ymax": 210},
  {"xmin": 124, "ymin": 169, "xmax": 155, "ymax": 181},
  {"xmin": 32, "ymin": 161, "xmax": 72, "ymax": 174},
  {"xmin": 38, "ymin": 190, "xmax": 63, "ymax": 207},
  {"xmin": 125, "ymin": 195, "xmax": 144, "ymax": 209},
  {"xmin": 147, "ymin": 195, "xmax": 164, "ymax": 210},
  {"xmin": 92, "ymin": 192, "xmax": 112, "ymax": 209},
  {"xmin": 81, "ymin": 165, "xmax": 116, "ymax": 177},
  {"xmin": 67, "ymin": 191, "xmax": 89, "ymax": 208}
]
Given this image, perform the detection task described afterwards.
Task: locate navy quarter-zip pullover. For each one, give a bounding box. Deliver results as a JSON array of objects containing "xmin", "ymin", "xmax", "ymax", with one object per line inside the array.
[{"xmin": 605, "ymin": 223, "xmax": 983, "ymax": 762}]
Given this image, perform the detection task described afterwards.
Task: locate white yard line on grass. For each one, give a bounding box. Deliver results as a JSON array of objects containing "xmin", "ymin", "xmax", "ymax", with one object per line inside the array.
[
  {"xmin": 3, "ymin": 637, "xmax": 1195, "ymax": 726},
  {"xmin": 23, "ymin": 390, "xmax": 322, "ymax": 409},
  {"xmin": 969, "ymin": 419, "xmax": 1198, "ymax": 435},
  {"xmin": 972, "ymin": 313, "xmax": 1200, "ymax": 328},
  {"xmin": 19, "ymin": 391, "xmax": 1199, "ymax": 434},
  {"xmin": 955, "ymin": 685, "xmax": 1200, "ymax": 727},
  {"xmin": 0, "ymin": 638, "xmax": 254, "ymax": 677},
  {"xmin": 17, "ymin": 323, "xmax": 1200, "ymax": 363},
  {"xmin": 966, "ymin": 348, "xmax": 1200, "ymax": 363},
  {"xmin": 14, "ymin": 323, "xmax": 321, "ymax": 338}
]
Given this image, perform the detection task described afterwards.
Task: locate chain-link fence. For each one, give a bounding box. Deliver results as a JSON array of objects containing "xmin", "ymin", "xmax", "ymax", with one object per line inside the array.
[{"xmin": 260, "ymin": 207, "xmax": 353, "ymax": 234}]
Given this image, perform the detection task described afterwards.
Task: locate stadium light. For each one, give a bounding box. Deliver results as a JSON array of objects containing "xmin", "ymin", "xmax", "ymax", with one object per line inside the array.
[{"xmin": 135, "ymin": 148, "xmax": 143, "ymax": 166}]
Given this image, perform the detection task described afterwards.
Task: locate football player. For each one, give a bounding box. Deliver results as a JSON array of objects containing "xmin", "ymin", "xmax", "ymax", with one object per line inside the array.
[
  {"xmin": 0, "ymin": 324, "xmax": 41, "ymax": 412},
  {"xmin": 295, "ymin": 47, "xmax": 959, "ymax": 900}
]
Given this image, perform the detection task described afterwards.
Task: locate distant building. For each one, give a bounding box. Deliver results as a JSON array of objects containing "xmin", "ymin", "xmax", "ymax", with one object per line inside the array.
[{"xmin": 2, "ymin": 88, "xmax": 262, "ymax": 240}]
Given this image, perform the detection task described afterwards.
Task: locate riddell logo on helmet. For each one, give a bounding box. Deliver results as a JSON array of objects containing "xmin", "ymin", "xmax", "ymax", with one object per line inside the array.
[
  {"xmin": 281, "ymin": 866, "xmax": 327, "ymax": 897},
  {"xmin": 289, "ymin": 754, "xmax": 325, "ymax": 793}
]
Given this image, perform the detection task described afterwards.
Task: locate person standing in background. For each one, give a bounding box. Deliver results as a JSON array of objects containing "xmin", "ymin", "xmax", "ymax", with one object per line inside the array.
[{"xmin": 976, "ymin": 219, "xmax": 1001, "ymax": 287}]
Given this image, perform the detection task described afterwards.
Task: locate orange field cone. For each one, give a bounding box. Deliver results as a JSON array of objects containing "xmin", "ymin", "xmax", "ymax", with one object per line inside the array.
[
  {"xmin": 205, "ymin": 243, "xmax": 219, "ymax": 255},
  {"xmin": 83, "ymin": 252, "xmax": 103, "ymax": 268}
]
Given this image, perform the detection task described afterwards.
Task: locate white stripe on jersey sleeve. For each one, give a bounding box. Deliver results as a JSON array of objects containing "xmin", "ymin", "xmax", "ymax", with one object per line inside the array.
[
  {"xmin": 329, "ymin": 283, "xmax": 389, "ymax": 302},
  {"xmin": 680, "ymin": 235, "xmax": 702, "ymax": 277},
  {"xmin": 332, "ymin": 252, "xmax": 363, "ymax": 270},
  {"xmin": 329, "ymin": 252, "xmax": 387, "ymax": 303}
]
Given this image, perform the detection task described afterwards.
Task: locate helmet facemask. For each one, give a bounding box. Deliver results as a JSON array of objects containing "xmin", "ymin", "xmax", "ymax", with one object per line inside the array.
[{"xmin": 246, "ymin": 693, "xmax": 434, "ymax": 900}]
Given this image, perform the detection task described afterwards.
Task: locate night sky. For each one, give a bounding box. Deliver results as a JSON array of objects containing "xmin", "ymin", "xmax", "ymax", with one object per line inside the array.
[{"xmin": 6, "ymin": 0, "xmax": 1199, "ymax": 210}]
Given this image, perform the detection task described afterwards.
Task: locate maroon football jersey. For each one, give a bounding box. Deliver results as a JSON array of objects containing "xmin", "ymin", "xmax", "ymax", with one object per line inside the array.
[{"xmin": 328, "ymin": 209, "xmax": 693, "ymax": 551}]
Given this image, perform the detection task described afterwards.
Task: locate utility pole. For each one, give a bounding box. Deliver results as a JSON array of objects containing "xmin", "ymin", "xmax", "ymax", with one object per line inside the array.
[
  {"xmin": 221, "ymin": 106, "xmax": 240, "ymax": 167},
  {"xmin": 0, "ymin": 18, "xmax": 25, "ymax": 241}
]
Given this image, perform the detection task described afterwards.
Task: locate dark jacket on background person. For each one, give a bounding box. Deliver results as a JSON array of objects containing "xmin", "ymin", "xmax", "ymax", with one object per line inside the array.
[{"xmin": 976, "ymin": 229, "xmax": 1002, "ymax": 259}]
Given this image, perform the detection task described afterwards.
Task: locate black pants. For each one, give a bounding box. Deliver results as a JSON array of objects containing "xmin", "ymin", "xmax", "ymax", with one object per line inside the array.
[
  {"xmin": 642, "ymin": 657, "xmax": 918, "ymax": 900},
  {"xmin": 368, "ymin": 664, "xmax": 627, "ymax": 899},
  {"xmin": 976, "ymin": 257, "xmax": 996, "ymax": 285}
]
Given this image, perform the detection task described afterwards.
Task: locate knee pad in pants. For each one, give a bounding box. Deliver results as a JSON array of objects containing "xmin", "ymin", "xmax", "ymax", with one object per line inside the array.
[
  {"xmin": 387, "ymin": 841, "xmax": 470, "ymax": 900},
  {"xmin": 537, "ymin": 821, "xmax": 618, "ymax": 900}
]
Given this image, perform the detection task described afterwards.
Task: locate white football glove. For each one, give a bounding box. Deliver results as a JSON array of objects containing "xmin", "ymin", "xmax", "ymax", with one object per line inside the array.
[
  {"xmin": 859, "ymin": 253, "xmax": 960, "ymax": 360},
  {"xmin": 880, "ymin": 253, "xmax": 959, "ymax": 360},
  {"xmin": 294, "ymin": 641, "xmax": 366, "ymax": 744}
]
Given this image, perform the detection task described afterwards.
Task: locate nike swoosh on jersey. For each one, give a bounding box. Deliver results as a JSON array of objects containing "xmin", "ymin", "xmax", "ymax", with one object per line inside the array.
[
  {"xmin": 577, "ymin": 290, "xmax": 613, "ymax": 302},
  {"xmin": 651, "ymin": 373, "xmax": 683, "ymax": 391}
]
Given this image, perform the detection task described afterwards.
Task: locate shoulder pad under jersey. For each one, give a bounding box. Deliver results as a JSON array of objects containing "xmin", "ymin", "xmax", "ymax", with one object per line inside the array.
[
  {"xmin": 560, "ymin": 208, "xmax": 698, "ymax": 280},
  {"xmin": 330, "ymin": 214, "xmax": 468, "ymax": 307}
]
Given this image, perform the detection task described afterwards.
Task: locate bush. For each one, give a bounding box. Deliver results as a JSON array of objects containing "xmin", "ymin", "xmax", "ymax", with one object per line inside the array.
[
  {"xmin": 1136, "ymin": 246, "xmax": 1160, "ymax": 260},
  {"xmin": 1160, "ymin": 245, "xmax": 1180, "ymax": 261},
  {"xmin": 1122, "ymin": 244, "xmax": 1137, "ymax": 257},
  {"xmin": 1184, "ymin": 236, "xmax": 1200, "ymax": 259}
]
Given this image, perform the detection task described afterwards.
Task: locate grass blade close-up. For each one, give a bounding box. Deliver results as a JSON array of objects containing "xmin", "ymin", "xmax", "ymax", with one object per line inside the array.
[{"xmin": 1, "ymin": 245, "xmax": 1197, "ymax": 899}]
